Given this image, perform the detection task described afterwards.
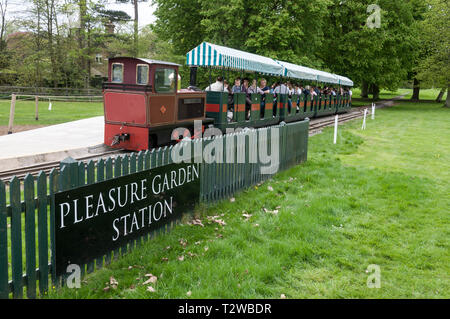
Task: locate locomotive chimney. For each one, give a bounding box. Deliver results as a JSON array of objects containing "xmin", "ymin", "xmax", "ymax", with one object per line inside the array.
[{"xmin": 189, "ymin": 67, "xmax": 198, "ymax": 87}]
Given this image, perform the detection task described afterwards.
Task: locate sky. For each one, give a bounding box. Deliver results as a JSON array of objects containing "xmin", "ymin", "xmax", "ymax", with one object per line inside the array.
[{"xmin": 5, "ymin": 0, "xmax": 157, "ymax": 30}]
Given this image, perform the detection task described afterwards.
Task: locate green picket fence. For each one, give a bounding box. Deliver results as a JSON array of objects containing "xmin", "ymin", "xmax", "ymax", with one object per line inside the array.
[{"xmin": 0, "ymin": 119, "xmax": 309, "ymax": 299}]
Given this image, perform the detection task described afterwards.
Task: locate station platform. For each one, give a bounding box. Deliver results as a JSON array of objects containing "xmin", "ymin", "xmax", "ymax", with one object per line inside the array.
[{"xmin": 0, "ymin": 116, "xmax": 107, "ymax": 171}]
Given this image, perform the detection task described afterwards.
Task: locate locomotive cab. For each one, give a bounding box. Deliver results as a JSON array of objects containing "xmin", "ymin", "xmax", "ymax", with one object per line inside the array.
[{"xmin": 103, "ymin": 57, "xmax": 210, "ymax": 151}]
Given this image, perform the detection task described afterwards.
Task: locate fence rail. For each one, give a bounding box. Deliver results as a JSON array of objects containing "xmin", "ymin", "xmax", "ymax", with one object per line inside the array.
[
  {"xmin": 0, "ymin": 120, "xmax": 309, "ymax": 299},
  {"xmin": 0, "ymin": 86, "xmax": 102, "ymax": 97}
]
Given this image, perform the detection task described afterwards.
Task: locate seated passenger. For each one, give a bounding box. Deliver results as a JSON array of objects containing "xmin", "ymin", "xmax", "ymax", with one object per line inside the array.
[
  {"xmin": 242, "ymin": 78, "xmax": 252, "ymax": 120},
  {"xmin": 310, "ymin": 87, "xmax": 318, "ymax": 100},
  {"xmin": 224, "ymin": 80, "xmax": 234, "ymax": 121},
  {"xmin": 331, "ymin": 88, "xmax": 337, "ymax": 96},
  {"xmin": 205, "ymin": 76, "xmax": 228, "ymax": 92},
  {"xmin": 259, "ymin": 79, "xmax": 271, "ymax": 94},
  {"xmin": 273, "ymin": 82, "xmax": 289, "ymax": 95},
  {"xmin": 248, "ymin": 79, "xmax": 264, "ymax": 94},
  {"xmin": 314, "ymin": 86, "xmax": 320, "ymax": 95},
  {"xmin": 303, "ymin": 85, "xmax": 310, "ymax": 96},
  {"xmin": 287, "ymin": 81, "xmax": 294, "ymax": 96},
  {"xmin": 270, "ymin": 82, "xmax": 277, "ymax": 94},
  {"xmin": 232, "ymin": 78, "xmax": 242, "ymax": 93}
]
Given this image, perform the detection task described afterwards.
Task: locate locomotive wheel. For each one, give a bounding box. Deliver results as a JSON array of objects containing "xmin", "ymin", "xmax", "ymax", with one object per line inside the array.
[{"xmin": 149, "ymin": 134, "xmax": 157, "ymax": 149}]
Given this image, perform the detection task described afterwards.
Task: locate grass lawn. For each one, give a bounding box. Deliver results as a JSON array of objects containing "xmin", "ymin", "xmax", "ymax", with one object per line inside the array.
[
  {"xmin": 45, "ymin": 100, "xmax": 449, "ymax": 299},
  {"xmin": 352, "ymin": 88, "xmax": 447, "ymax": 102},
  {"xmin": 415, "ymin": 88, "xmax": 448, "ymax": 101},
  {"xmin": 351, "ymin": 88, "xmax": 412, "ymax": 100},
  {"xmin": 0, "ymin": 98, "xmax": 103, "ymax": 127}
]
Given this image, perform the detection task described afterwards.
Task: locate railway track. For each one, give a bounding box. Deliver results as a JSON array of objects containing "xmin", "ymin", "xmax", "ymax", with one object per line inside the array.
[
  {"xmin": 308, "ymin": 95, "xmax": 405, "ymax": 135},
  {"xmin": 0, "ymin": 97, "xmax": 403, "ymax": 183},
  {"xmin": 0, "ymin": 149, "xmax": 127, "ymax": 183}
]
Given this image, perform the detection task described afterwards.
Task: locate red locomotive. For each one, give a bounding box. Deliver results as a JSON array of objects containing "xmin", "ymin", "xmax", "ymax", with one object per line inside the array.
[{"xmin": 103, "ymin": 57, "xmax": 210, "ymax": 151}]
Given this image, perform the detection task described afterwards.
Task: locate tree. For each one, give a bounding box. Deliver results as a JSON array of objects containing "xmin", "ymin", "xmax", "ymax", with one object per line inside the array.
[
  {"xmin": 0, "ymin": 0, "xmax": 7, "ymax": 49},
  {"xmin": 320, "ymin": 0, "xmax": 421, "ymax": 100},
  {"xmin": 415, "ymin": 0, "xmax": 450, "ymax": 106},
  {"xmin": 152, "ymin": 0, "xmax": 204, "ymax": 56},
  {"xmin": 116, "ymin": 0, "xmax": 148, "ymax": 57},
  {"xmin": 152, "ymin": 0, "xmax": 335, "ymax": 88}
]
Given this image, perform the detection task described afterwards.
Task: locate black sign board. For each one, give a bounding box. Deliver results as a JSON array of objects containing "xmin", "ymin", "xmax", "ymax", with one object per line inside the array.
[{"xmin": 54, "ymin": 162, "xmax": 200, "ymax": 276}]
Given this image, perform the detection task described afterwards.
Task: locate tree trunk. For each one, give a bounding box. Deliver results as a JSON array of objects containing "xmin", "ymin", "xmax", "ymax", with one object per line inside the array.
[
  {"xmin": 361, "ymin": 80, "xmax": 369, "ymax": 98},
  {"xmin": 78, "ymin": 0, "xmax": 87, "ymax": 88},
  {"xmin": 436, "ymin": 87, "xmax": 446, "ymax": 103},
  {"xmin": 133, "ymin": 0, "xmax": 139, "ymax": 57},
  {"xmin": 411, "ymin": 78, "xmax": 420, "ymax": 101},
  {"xmin": 372, "ymin": 84, "xmax": 380, "ymax": 101},
  {"xmin": 445, "ymin": 84, "xmax": 450, "ymax": 108}
]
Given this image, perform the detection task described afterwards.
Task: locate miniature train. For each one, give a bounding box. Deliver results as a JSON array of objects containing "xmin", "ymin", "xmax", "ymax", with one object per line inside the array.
[{"xmin": 103, "ymin": 55, "xmax": 352, "ymax": 152}]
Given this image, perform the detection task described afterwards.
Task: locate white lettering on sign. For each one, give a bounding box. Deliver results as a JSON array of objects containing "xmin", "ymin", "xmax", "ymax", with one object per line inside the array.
[
  {"xmin": 58, "ymin": 164, "xmax": 199, "ymax": 237},
  {"xmin": 112, "ymin": 196, "xmax": 173, "ymax": 241}
]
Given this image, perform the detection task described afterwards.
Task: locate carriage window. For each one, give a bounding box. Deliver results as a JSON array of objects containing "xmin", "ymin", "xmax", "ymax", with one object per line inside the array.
[
  {"xmin": 155, "ymin": 68, "xmax": 176, "ymax": 93},
  {"xmin": 136, "ymin": 64, "xmax": 149, "ymax": 85},
  {"xmin": 112, "ymin": 63, "xmax": 123, "ymax": 83}
]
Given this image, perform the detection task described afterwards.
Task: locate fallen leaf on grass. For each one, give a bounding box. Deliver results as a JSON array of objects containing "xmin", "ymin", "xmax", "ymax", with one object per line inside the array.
[
  {"xmin": 187, "ymin": 291, "xmax": 192, "ymax": 297},
  {"xmin": 143, "ymin": 274, "xmax": 157, "ymax": 285},
  {"xmin": 147, "ymin": 286, "xmax": 155, "ymax": 292},
  {"xmin": 109, "ymin": 277, "xmax": 119, "ymax": 289},
  {"xmin": 191, "ymin": 219, "xmax": 204, "ymax": 227},
  {"xmin": 178, "ymin": 255, "xmax": 185, "ymax": 261},
  {"xmin": 215, "ymin": 219, "xmax": 226, "ymax": 226},
  {"xmin": 208, "ymin": 215, "xmax": 227, "ymax": 226},
  {"xmin": 242, "ymin": 213, "xmax": 252, "ymax": 221},
  {"xmin": 179, "ymin": 239, "xmax": 188, "ymax": 247},
  {"xmin": 280, "ymin": 294, "xmax": 286, "ymax": 299},
  {"xmin": 268, "ymin": 186, "xmax": 274, "ymax": 191},
  {"xmin": 161, "ymin": 257, "xmax": 169, "ymax": 262},
  {"xmin": 230, "ymin": 197, "xmax": 235, "ymax": 202}
]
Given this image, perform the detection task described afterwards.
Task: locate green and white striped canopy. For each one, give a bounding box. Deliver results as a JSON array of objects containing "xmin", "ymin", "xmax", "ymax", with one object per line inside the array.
[
  {"xmin": 336, "ymin": 75, "xmax": 354, "ymax": 87},
  {"xmin": 315, "ymin": 69, "xmax": 339, "ymax": 85},
  {"xmin": 276, "ymin": 60, "xmax": 318, "ymax": 81},
  {"xmin": 186, "ymin": 42, "xmax": 353, "ymax": 86},
  {"xmin": 186, "ymin": 42, "xmax": 284, "ymax": 76},
  {"xmin": 276, "ymin": 60, "xmax": 352, "ymax": 85}
]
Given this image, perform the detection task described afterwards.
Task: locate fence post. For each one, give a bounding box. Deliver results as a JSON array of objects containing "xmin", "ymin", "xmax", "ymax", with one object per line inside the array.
[
  {"xmin": 10, "ymin": 177, "xmax": 23, "ymax": 298},
  {"xmin": 0, "ymin": 180, "xmax": 8, "ymax": 299},
  {"xmin": 35, "ymin": 96, "xmax": 39, "ymax": 120},
  {"xmin": 58, "ymin": 157, "xmax": 79, "ymax": 286},
  {"xmin": 334, "ymin": 115, "xmax": 339, "ymax": 144},
  {"xmin": 7, "ymin": 93, "xmax": 16, "ymax": 134},
  {"xmin": 362, "ymin": 109, "xmax": 368, "ymax": 130}
]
